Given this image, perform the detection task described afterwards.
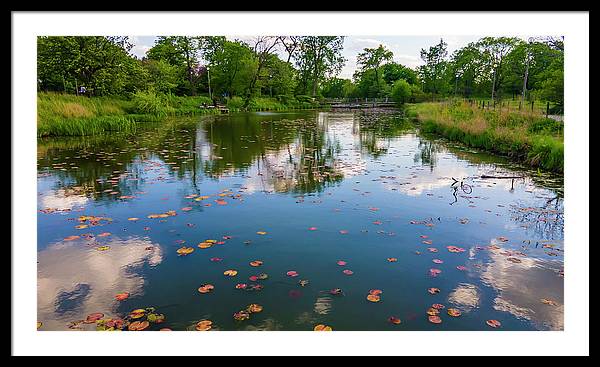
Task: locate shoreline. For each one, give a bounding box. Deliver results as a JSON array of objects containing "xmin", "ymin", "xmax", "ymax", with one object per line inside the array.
[{"xmin": 408, "ymin": 102, "xmax": 564, "ymax": 173}]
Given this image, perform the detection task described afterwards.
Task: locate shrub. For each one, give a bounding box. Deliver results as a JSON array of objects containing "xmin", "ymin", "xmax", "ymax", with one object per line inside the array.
[
  {"xmin": 391, "ymin": 79, "xmax": 411, "ymax": 105},
  {"xmin": 411, "ymin": 101, "xmax": 563, "ymax": 172},
  {"xmin": 131, "ymin": 91, "xmax": 174, "ymax": 116}
]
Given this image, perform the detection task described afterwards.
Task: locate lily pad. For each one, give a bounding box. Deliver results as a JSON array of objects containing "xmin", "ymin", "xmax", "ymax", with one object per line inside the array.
[
  {"xmin": 195, "ymin": 320, "xmax": 213, "ymax": 331},
  {"xmin": 128, "ymin": 320, "xmax": 149, "ymax": 331},
  {"xmin": 246, "ymin": 304, "xmax": 263, "ymax": 313}
]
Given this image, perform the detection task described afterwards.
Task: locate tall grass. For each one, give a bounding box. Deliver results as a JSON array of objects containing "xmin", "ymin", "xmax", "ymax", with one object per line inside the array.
[
  {"xmin": 37, "ymin": 115, "xmax": 138, "ymax": 137},
  {"xmin": 37, "ymin": 93, "xmax": 135, "ymax": 137},
  {"xmin": 131, "ymin": 91, "xmax": 174, "ymax": 117},
  {"xmin": 38, "ymin": 92, "xmax": 221, "ymax": 137},
  {"xmin": 38, "ymin": 92, "xmax": 326, "ymax": 137},
  {"xmin": 38, "ymin": 92, "xmax": 132, "ymax": 119},
  {"xmin": 411, "ymin": 101, "xmax": 563, "ymax": 172}
]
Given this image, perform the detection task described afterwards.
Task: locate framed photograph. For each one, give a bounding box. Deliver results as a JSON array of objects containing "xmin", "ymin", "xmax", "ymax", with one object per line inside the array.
[{"xmin": 12, "ymin": 11, "xmax": 589, "ymax": 356}]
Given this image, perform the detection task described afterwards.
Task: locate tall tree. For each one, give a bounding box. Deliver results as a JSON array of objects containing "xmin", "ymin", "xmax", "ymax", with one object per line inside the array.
[
  {"xmin": 242, "ymin": 36, "xmax": 281, "ymax": 107},
  {"xmin": 295, "ymin": 36, "xmax": 346, "ymax": 97},
  {"xmin": 381, "ymin": 62, "xmax": 419, "ymax": 86},
  {"xmin": 201, "ymin": 38, "xmax": 257, "ymax": 98},
  {"xmin": 147, "ymin": 36, "xmax": 202, "ymax": 95},
  {"xmin": 37, "ymin": 36, "xmax": 136, "ymax": 96},
  {"xmin": 419, "ymin": 38, "xmax": 449, "ymax": 96},
  {"xmin": 475, "ymin": 37, "xmax": 519, "ymax": 102},
  {"xmin": 356, "ymin": 45, "xmax": 394, "ymax": 98},
  {"xmin": 450, "ymin": 44, "xmax": 484, "ymax": 98}
]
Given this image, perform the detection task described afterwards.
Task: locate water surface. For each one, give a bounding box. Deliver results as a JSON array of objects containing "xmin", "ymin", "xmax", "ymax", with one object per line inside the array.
[{"xmin": 37, "ymin": 110, "xmax": 564, "ymax": 331}]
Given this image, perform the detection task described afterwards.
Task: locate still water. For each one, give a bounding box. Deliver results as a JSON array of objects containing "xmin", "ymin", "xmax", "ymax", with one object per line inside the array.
[{"xmin": 37, "ymin": 109, "xmax": 564, "ymax": 331}]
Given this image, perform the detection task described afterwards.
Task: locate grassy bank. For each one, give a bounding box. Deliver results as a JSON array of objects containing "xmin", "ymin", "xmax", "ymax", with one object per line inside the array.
[
  {"xmin": 37, "ymin": 92, "xmax": 326, "ymax": 137},
  {"xmin": 409, "ymin": 101, "xmax": 564, "ymax": 172},
  {"xmin": 37, "ymin": 92, "xmax": 222, "ymax": 137}
]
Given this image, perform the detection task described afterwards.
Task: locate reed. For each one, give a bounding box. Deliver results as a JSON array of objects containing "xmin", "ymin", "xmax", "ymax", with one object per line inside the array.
[
  {"xmin": 38, "ymin": 92, "xmax": 220, "ymax": 137},
  {"xmin": 410, "ymin": 101, "xmax": 563, "ymax": 172}
]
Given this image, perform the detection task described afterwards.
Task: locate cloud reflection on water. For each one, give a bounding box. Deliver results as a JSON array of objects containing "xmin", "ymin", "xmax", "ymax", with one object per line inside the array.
[
  {"xmin": 37, "ymin": 236, "xmax": 162, "ymax": 330},
  {"xmin": 479, "ymin": 241, "xmax": 564, "ymax": 330}
]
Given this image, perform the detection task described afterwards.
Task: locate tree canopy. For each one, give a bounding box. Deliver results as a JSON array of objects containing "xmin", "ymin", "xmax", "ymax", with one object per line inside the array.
[{"xmin": 37, "ymin": 35, "xmax": 563, "ymax": 109}]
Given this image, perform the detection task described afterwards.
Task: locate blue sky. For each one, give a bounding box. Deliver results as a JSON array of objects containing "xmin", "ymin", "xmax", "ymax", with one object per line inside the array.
[{"xmin": 129, "ymin": 35, "xmax": 486, "ymax": 79}]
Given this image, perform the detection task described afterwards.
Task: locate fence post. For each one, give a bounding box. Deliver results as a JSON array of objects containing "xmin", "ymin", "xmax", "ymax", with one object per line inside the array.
[
  {"xmin": 546, "ymin": 102, "xmax": 549, "ymax": 117},
  {"xmin": 531, "ymin": 100, "xmax": 534, "ymax": 111}
]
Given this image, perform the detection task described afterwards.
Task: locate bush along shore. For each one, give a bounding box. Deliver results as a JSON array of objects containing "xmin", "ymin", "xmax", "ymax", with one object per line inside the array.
[
  {"xmin": 409, "ymin": 101, "xmax": 563, "ymax": 172},
  {"xmin": 37, "ymin": 92, "xmax": 327, "ymax": 137}
]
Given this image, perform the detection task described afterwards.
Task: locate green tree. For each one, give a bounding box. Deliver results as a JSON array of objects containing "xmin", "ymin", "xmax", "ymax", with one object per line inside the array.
[
  {"xmin": 475, "ymin": 37, "xmax": 520, "ymax": 102},
  {"xmin": 37, "ymin": 36, "xmax": 136, "ymax": 96},
  {"xmin": 142, "ymin": 59, "xmax": 179, "ymax": 94},
  {"xmin": 242, "ymin": 36, "xmax": 282, "ymax": 107},
  {"xmin": 295, "ymin": 36, "xmax": 346, "ymax": 97},
  {"xmin": 449, "ymin": 44, "xmax": 484, "ymax": 98},
  {"xmin": 201, "ymin": 39, "xmax": 257, "ymax": 99},
  {"xmin": 391, "ymin": 79, "xmax": 411, "ymax": 104},
  {"xmin": 418, "ymin": 38, "xmax": 449, "ymax": 96},
  {"xmin": 356, "ymin": 45, "xmax": 394, "ymax": 98},
  {"xmin": 321, "ymin": 78, "xmax": 352, "ymax": 99},
  {"xmin": 147, "ymin": 36, "xmax": 202, "ymax": 95},
  {"xmin": 381, "ymin": 62, "xmax": 419, "ymax": 86},
  {"xmin": 354, "ymin": 68, "xmax": 389, "ymax": 98},
  {"xmin": 261, "ymin": 54, "xmax": 297, "ymax": 98}
]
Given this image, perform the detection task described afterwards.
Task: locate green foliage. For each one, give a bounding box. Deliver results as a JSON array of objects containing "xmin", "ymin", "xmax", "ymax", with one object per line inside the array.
[
  {"xmin": 147, "ymin": 36, "xmax": 203, "ymax": 96},
  {"xmin": 202, "ymin": 39, "xmax": 258, "ymax": 98},
  {"xmin": 410, "ymin": 36, "xmax": 563, "ymax": 110},
  {"xmin": 143, "ymin": 59, "xmax": 179, "ymax": 94},
  {"xmin": 260, "ymin": 53, "xmax": 297, "ymax": 97},
  {"xmin": 37, "ymin": 36, "xmax": 138, "ymax": 96},
  {"xmin": 418, "ymin": 38, "xmax": 449, "ymax": 95},
  {"xmin": 226, "ymin": 96, "xmax": 245, "ymax": 112},
  {"xmin": 246, "ymin": 97, "xmax": 287, "ymax": 111},
  {"xmin": 534, "ymin": 63, "xmax": 564, "ymax": 109},
  {"xmin": 355, "ymin": 44, "xmax": 394, "ymax": 98},
  {"xmin": 528, "ymin": 135, "xmax": 564, "ymax": 172},
  {"xmin": 321, "ymin": 78, "xmax": 352, "ymax": 99},
  {"xmin": 351, "ymin": 46, "xmax": 420, "ymax": 100},
  {"xmin": 131, "ymin": 91, "xmax": 174, "ymax": 116},
  {"xmin": 37, "ymin": 115, "xmax": 138, "ymax": 137},
  {"xmin": 391, "ymin": 79, "xmax": 411, "ymax": 104},
  {"xmin": 36, "ymin": 35, "xmax": 563, "ymax": 124},
  {"xmin": 294, "ymin": 36, "xmax": 346, "ymax": 96},
  {"xmin": 38, "ymin": 92, "xmax": 221, "ymax": 136},
  {"xmin": 382, "ymin": 63, "xmax": 419, "ymax": 85},
  {"xmin": 355, "ymin": 69, "xmax": 389, "ymax": 98},
  {"xmin": 295, "ymin": 95, "xmax": 315, "ymax": 103},
  {"xmin": 527, "ymin": 117, "xmax": 563, "ymax": 135},
  {"xmin": 411, "ymin": 102, "xmax": 563, "ymax": 172}
]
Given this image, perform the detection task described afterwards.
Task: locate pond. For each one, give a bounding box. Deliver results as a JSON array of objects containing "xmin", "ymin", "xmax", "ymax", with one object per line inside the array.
[{"xmin": 37, "ymin": 109, "xmax": 564, "ymax": 331}]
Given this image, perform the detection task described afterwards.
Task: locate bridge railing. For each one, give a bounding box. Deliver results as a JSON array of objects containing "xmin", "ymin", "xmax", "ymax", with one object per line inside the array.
[{"xmin": 324, "ymin": 97, "xmax": 393, "ymax": 105}]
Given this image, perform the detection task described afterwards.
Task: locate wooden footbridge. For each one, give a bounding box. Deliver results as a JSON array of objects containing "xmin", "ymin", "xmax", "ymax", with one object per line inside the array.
[{"xmin": 328, "ymin": 98, "xmax": 397, "ymax": 109}]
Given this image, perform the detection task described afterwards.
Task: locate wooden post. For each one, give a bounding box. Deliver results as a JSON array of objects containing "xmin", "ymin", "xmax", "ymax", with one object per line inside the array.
[
  {"xmin": 522, "ymin": 41, "xmax": 531, "ymax": 108},
  {"xmin": 546, "ymin": 102, "xmax": 550, "ymax": 117}
]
